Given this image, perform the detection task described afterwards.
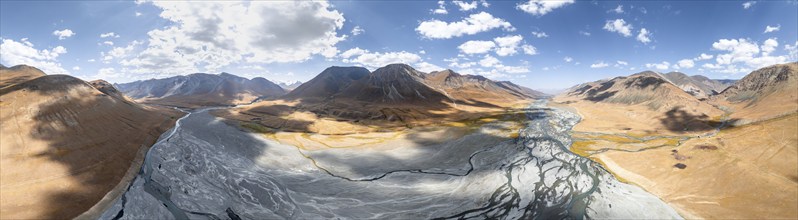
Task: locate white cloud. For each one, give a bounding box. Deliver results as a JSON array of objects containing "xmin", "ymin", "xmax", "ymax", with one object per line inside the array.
[
  {"xmin": 531, "ymin": 31, "xmax": 548, "ymax": 38},
  {"xmin": 479, "ymin": 54, "xmax": 501, "ymax": 67},
  {"xmin": 517, "ymin": 0, "xmax": 574, "ymax": 16},
  {"xmin": 521, "ymin": 44, "xmax": 537, "ymax": 55},
  {"xmin": 88, "ymin": 59, "xmax": 96, "ymax": 62},
  {"xmin": 52, "ymin": 29, "xmax": 75, "ymax": 40},
  {"xmin": 93, "ymin": 67, "xmax": 122, "ymax": 81},
  {"xmin": 709, "ymin": 38, "xmax": 787, "ymax": 71},
  {"xmin": 676, "ymin": 59, "xmax": 694, "ymax": 69},
  {"xmin": 579, "ymin": 30, "xmax": 591, "ymax": 36},
  {"xmin": 415, "ymin": 62, "xmax": 445, "ymax": 72},
  {"xmin": 636, "ymin": 28, "xmax": 651, "ymax": 44},
  {"xmin": 416, "ymin": 12, "xmax": 514, "ymax": 39},
  {"xmin": 616, "ymin": 60, "xmax": 628, "ymax": 66},
  {"xmin": 351, "ymin": 26, "xmax": 365, "ymax": 36},
  {"xmin": 480, "ymin": 0, "xmax": 490, "ymax": 8},
  {"xmin": 102, "ymin": 40, "xmax": 142, "ymax": 63},
  {"xmin": 72, "ymin": 66, "xmax": 80, "ymax": 71},
  {"xmin": 742, "ymin": 1, "xmax": 756, "ymax": 9},
  {"xmin": 645, "ymin": 61, "xmax": 670, "ymax": 70},
  {"xmin": 452, "ymin": 1, "xmax": 478, "ymax": 11},
  {"xmin": 339, "ymin": 47, "xmax": 368, "ymax": 58},
  {"xmin": 764, "ymin": 24, "xmax": 780, "ymax": 33},
  {"xmin": 102, "ymin": 41, "xmax": 114, "ymax": 46},
  {"xmin": 786, "ymin": 41, "xmax": 798, "ymax": 60},
  {"xmin": 564, "ymin": 56, "xmax": 573, "ymax": 62},
  {"xmin": 761, "ymin": 38, "xmax": 778, "ymax": 55},
  {"xmin": 458, "ymin": 40, "xmax": 496, "ymax": 54},
  {"xmin": 120, "ymin": 1, "xmax": 346, "ymax": 77},
  {"xmin": 590, "ymin": 61, "xmax": 609, "ymax": 68},
  {"xmin": 135, "ymin": 12, "xmax": 142, "ymax": 17},
  {"xmin": 612, "ymin": 5, "xmax": 624, "ymax": 13},
  {"xmin": 432, "ymin": 1, "xmax": 448, "ymax": 14},
  {"xmin": 342, "ymin": 50, "xmax": 422, "ymax": 69},
  {"xmin": 445, "ymin": 58, "xmax": 477, "ymax": 68},
  {"xmin": 494, "ymin": 35, "xmax": 524, "ymax": 56},
  {"xmin": 603, "ymin": 19, "xmax": 633, "ymax": 37},
  {"xmin": 100, "ymin": 32, "xmax": 120, "ymax": 38},
  {"xmin": 694, "ymin": 53, "xmax": 713, "ymax": 60},
  {"xmin": 0, "ymin": 38, "xmax": 69, "ymax": 75}
]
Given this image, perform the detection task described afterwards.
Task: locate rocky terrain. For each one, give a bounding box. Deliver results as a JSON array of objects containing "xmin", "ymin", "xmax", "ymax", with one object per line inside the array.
[
  {"xmin": 0, "ymin": 65, "xmax": 180, "ymax": 219},
  {"xmin": 116, "ymin": 72, "xmax": 285, "ymax": 108},
  {"xmin": 553, "ymin": 62, "xmax": 798, "ymax": 219},
  {"xmin": 710, "ymin": 62, "xmax": 798, "ymax": 124}
]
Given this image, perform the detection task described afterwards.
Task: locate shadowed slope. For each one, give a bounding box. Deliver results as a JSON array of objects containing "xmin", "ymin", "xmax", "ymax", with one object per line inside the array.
[{"xmin": 0, "ymin": 66, "xmax": 180, "ymax": 219}]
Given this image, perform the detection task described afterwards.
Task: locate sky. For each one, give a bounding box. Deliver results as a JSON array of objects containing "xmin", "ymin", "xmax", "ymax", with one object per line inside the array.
[{"xmin": 1, "ymin": 0, "xmax": 796, "ymax": 91}]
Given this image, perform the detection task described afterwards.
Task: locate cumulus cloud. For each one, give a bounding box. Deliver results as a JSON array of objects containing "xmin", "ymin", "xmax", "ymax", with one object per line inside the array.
[
  {"xmin": 351, "ymin": 26, "xmax": 364, "ymax": 36},
  {"xmin": 432, "ymin": 1, "xmax": 448, "ymax": 14},
  {"xmin": 102, "ymin": 41, "xmax": 114, "ymax": 46},
  {"xmin": 0, "ymin": 38, "xmax": 69, "ymax": 74},
  {"xmin": 675, "ymin": 59, "xmax": 694, "ymax": 69},
  {"xmin": 579, "ymin": 31, "xmax": 591, "ymax": 36},
  {"xmin": 53, "ymin": 29, "xmax": 75, "ymax": 40},
  {"xmin": 72, "ymin": 66, "xmax": 80, "ymax": 71},
  {"xmin": 603, "ymin": 19, "xmax": 632, "ymax": 37},
  {"xmin": 341, "ymin": 49, "xmax": 423, "ymax": 69},
  {"xmin": 445, "ymin": 58, "xmax": 477, "ymax": 69},
  {"xmin": 636, "ymin": 28, "xmax": 651, "ymax": 44},
  {"xmin": 521, "ymin": 44, "xmax": 537, "ymax": 55},
  {"xmin": 564, "ymin": 56, "xmax": 573, "ymax": 62},
  {"xmin": 645, "ymin": 61, "xmax": 670, "ymax": 70},
  {"xmin": 694, "ymin": 53, "xmax": 713, "ymax": 61},
  {"xmin": 517, "ymin": 0, "xmax": 574, "ymax": 16},
  {"xmin": 479, "ymin": 54, "xmax": 501, "ymax": 67},
  {"xmin": 452, "ymin": 1, "xmax": 478, "ymax": 11},
  {"xmin": 615, "ymin": 60, "xmax": 628, "ymax": 66},
  {"xmin": 415, "ymin": 62, "xmax": 445, "ymax": 72},
  {"xmin": 119, "ymin": 1, "xmax": 346, "ymax": 76},
  {"xmin": 416, "ymin": 12, "xmax": 514, "ymax": 39},
  {"xmin": 786, "ymin": 41, "xmax": 798, "ymax": 60},
  {"xmin": 480, "ymin": 0, "xmax": 490, "ymax": 7},
  {"xmin": 590, "ymin": 61, "xmax": 609, "ymax": 68},
  {"xmin": 100, "ymin": 32, "xmax": 120, "ymax": 38},
  {"xmin": 340, "ymin": 47, "xmax": 368, "ymax": 58},
  {"xmin": 764, "ymin": 24, "xmax": 780, "ymax": 33},
  {"xmin": 710, "ymin": 38, "xmax": 787, "ymax": 70},
  {"xmin": 458, "ymin": 40, "xmax": 496, "ymax": 54},
  {"xmin": 742, "ymin": 1, "xmax": 756, "ymax": 9},
  {"xmin": 531, "ymin": 31, "xmax": 548, "ymax": 38},
  {"xmin": 494, "ymin": 35, "xmax": 523, "ymax": 56}
]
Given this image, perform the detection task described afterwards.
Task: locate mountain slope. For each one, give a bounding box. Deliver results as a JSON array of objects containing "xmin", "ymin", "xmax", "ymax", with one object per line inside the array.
[
  {"xmin": 711, "ymin": 62, "xmax": 798, "ymax": 123},
  {"xmin": 660, "ymin": 72, "xmax": 734, "ymax": 98},
  {"xmin": 116, "ymin": 72, "xmax": 285, "ymax": 107},
  {"xmin": 555, "ymin": 71, "xmax": 724, "ymax": 134},
  {"xmin": 0, "ymin": 65, "xmax": 180, "ymax": 219},
  {"xmin": 277, "ymin": 81, "xmax": 302, "ymax": 91},
  {"xmin": 216, "ymin": 63, "xmax": 544, "ymax": 134}
]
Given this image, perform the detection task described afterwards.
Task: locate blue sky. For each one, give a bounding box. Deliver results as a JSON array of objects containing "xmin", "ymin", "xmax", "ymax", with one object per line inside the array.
[{"xmin": 1, "ymin": 0, "xmax": 796, "ymax": 90}]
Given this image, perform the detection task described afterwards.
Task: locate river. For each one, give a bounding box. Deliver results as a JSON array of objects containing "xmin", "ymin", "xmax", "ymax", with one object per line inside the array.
[{"xmin": 99, "ymin": 100, "xmax": 682, "ymax": 219}]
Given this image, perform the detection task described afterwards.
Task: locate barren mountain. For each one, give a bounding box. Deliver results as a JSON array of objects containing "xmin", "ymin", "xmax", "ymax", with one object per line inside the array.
[
  {"xmin": 116, "ymin": 72, "xmax": 285, "ymax": 108},
  {"xmin": 215, "ymin": 64, "xmax": 545, "ymax": 134},
  {"xmin": 560, "ymin": 63, "xmax": 798, "ymax": 219},
  {"xmin": 660, "ymin": 72, "xmax": 735, "ymax": 99},
  {"xmin": 711, "ymin": 62, "xmax": 798, "ymax": 123},
  {"xmin": 0, "ymin": 65, "xmax": 180, "ymax": 219},
  {"xmin": 555, "ymin": 71, "xmax": 724, "ymax": 134}
]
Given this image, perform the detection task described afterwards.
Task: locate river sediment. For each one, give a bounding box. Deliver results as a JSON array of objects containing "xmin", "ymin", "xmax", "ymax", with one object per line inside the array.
[{"xmin": 100, "ymin": 100, "xmax": 681, "ymax": 219}]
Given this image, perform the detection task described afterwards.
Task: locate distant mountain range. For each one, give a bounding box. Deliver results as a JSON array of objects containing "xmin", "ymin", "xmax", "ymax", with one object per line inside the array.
[
  {"xmin": 116, "ymin": 72, "xmax": 285, "ymax": 107},
  {"xmin": 277, "ymin": 81, "xmax": 302, "ymax": 91}
]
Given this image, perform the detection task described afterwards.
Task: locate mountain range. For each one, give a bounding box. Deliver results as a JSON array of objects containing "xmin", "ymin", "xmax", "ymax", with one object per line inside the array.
[{"xmin": 116, "ymin": 72, "xmax": 285, "ymax": 107}]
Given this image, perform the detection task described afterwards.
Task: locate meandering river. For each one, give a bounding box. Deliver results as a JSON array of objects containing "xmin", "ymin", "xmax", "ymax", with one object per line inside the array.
[{"xmin": 100, "ymin": 100, "xmax": 682, "ymax": 219}]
